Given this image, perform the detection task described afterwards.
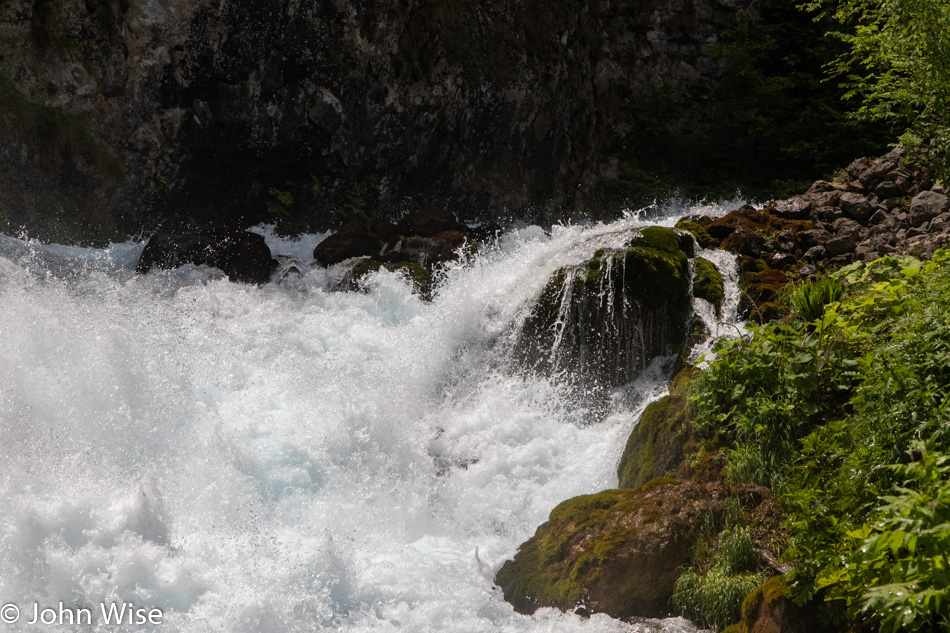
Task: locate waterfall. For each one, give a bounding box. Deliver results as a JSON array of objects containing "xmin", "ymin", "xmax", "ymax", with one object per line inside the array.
[{"xmin": 0, "ymin": 208, "xmax": 739, "ymax": 633}]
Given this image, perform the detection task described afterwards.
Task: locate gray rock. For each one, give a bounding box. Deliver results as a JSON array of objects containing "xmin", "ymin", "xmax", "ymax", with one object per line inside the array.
[
  {"xmin": 910, "ymin": 191, "xmax": 950, "ymax": 227},
  {"xmin": 798, "ymin": 229, "xmax": 830, "ymax": 249},
  {"xmin": 868, "ymin": 208, "xmax": 890, "ymax": 226},
  {"xmin": 832, "ymin": 217, "xmax": 863, "ymax": 236},
  {"xmin": 813, "ymin": 206, "xmax": 844, "ymax": 222},
  {"xmin": 840, "ymin": 192, "xmax": 875, "ymax": 222},
  {"xmin": 825, "ymin": 235, "xmax": 856, "ymax": 256},
  {"xmin": 806, "ymin": 180, "xmax": 837, "ymax": 194},
  {"xmin": 804, "ymin": 245, "xmax": 826, "ymax": 261},
  {"xmin": 875, "ymin": 180, "xmax": 902, "ymax": 199}
]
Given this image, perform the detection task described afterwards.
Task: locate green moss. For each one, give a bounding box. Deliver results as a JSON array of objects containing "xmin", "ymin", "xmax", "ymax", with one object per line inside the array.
[
  {"xmin": 495, "ymin": 485, "xmax": 673, "ymax": 613},
  {"xmin": 345, "ymin": 258, "xmax": 434, "ymax": 296},
  {"xmin": 694, "ymin": 258, "xmax": 725, "ymax": 316},
  {"xmin": 676, "ymin": 218, "xmax": 719, "ymax": 249},
  {"xmin": 629, "ymin": 226, "xmax": 683, "ymax": 254},
  {"xmin": 618, "ymin": 395, "xmax": 690, "ymax": 489}
]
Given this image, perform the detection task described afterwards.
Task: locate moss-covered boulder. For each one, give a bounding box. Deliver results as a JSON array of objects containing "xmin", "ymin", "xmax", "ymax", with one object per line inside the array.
[
  {"xmin": 617, "ymin": 368, "xmax": 699, "ymax": 489},
  {"xmin": 495, "ymin": 479, "xmax": 731, "ymax": 619},
  {"xmin": 515, "ymin": 226, "xmax": 692, "ymax": 395},
  {"xmin": 341, "ymin": 258, "xmax": 433, "ymax": 295},
  {"xmin": 693, "ymin": 258, "xmax": 724, "ymax": 316},
  {"xmin": 728, "ymin": 576, "xmax": 836, "ymax": 633},
  {"xmin": 675, "ymin": 215, "xmax": 719, "ymax": 249}
]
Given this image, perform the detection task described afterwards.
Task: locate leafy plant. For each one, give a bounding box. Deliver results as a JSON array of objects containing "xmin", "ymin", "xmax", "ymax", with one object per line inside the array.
[{"xmin": 790, "ymin": 276, "xmax": 844, "ymax": 322}]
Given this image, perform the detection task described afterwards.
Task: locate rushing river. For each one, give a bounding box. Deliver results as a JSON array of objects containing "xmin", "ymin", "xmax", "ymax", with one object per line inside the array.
[{"xmin": 0, "ymin": 208, "xmax": 738, "ymax": 633}]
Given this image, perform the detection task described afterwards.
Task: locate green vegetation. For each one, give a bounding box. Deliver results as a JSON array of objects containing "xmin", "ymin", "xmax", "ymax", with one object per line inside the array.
[
  {"xmin": 681, "ymin": 251, "xmax": 950, "ymax": 630},
  {"xmin": 674, "ymin": 525, "xmax": 769, "ymax": 630},
  {"xmin": 804, "ymin": 0, "xmax": 950, "ymax": 176}
]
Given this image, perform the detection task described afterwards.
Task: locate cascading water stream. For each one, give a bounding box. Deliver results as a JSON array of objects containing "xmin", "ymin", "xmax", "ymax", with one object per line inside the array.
[{"xmin": 0, "ymin": 207, "xmax": 740, "ymax": 633}]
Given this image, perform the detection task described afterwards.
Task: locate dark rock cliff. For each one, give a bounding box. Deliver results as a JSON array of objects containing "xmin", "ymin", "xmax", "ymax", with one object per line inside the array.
[{"xmin": 0, "ymin": 0, "xmax": 750, "ymax": 242}]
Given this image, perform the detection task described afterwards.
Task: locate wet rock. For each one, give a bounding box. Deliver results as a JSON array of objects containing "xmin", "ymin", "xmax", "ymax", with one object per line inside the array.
[
  {"xmin": 313, "ymin": 221, "xmax": 383, "ymax": 266},
  {"xmin": 384, "ymin": 229, "xmax": 470, "ymax": 265},
  {"xmin": 721, "ymin": 229, "xmax": 766, "ymax": 257},
  {"xmin": 396, "ymin": 209, "xmax": 464, "ymax": 237},
  {"xmin": 495, "ymin": 479, "xmax": 732, "ymax": 619},
  {"xmin": 136, "ymin": 229, "xmax": 277, "ymax": 284},
  {"xmin": 693, "ymin": 258, "xmax": 724, "ymax": 316},
  {"xmin": 618, "ymin": 368, "xmax": 698, "ymax": 489},
  {"xmin": 339, "ymin": 258, "xmax": 433, "ymax": 295},
  {"xmin": 371, "ymin": 220, "xmax": 400, "ymax": 245},
  {"xmin": 515, "ymin": 226, "xmax": 692, "ymax": 396},
  {"xmin": 676, "ymin": 216, "xmax": 719, "ymax": 249}
]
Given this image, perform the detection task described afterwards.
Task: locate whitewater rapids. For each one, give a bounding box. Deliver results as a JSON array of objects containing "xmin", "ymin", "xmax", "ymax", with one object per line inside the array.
[{"xmin": 0, "ymin": 208, "xmax": 738, "ymax": 633}]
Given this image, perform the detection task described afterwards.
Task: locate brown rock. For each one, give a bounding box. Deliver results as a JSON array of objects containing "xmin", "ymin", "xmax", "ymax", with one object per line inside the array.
[
  {"xmin": 730, "ymin": 576, "xmax": 836, "ymax": 633},
  {"xmin": 396, "ymin": 208, "xmax": 464, "ymax": 237},
  {"xmin": 313, "ymin": 221, "xmax": 382, "ymax": 266}
]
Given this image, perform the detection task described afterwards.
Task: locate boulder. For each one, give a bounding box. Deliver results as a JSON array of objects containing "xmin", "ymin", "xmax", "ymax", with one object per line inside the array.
[
  {"xmin": 396, "ymin": 208, "xmax": 464, "ymax": 237},
  {"xmin": 495, "ymin": 479, "xmax": 731, "ymax": 619},
  {"xmin": 313, "ymin": 221, "xmax": 382, "ymax": 266},
  {"xmin": 675, "ymin": 215, "xmax": 719, "ymax": 249},
  {"xmin": 839, "ymin": 192, "xmax": 874, "ymax": 222},
  {"xmin": 339, "ymin": 258, "xmax": 433, "ymax": 295},
  {"xmin": 514, "ymin": 226, "xmax": 692, "ymax": 396},
  {"xmin": 910, "ymin": 191, "xmax": 950, "ymax": 227},
  {"xmin": 693, "ymin": 258, "xmax": 724, "ymax": 315},
  {"xmin": 136, "ymin": 229, "xmax": 277, "ymax": 284},
  {"xmin": 384, "ymin": 229, "xmax": 469, "ymax": 265},
  {"xmin": 618, "ymin": 368, "xmax": 698, "ymax": 489},
  {"xmin": 723, "ymin": 576, "xmax": 836, "ymax": 633}
]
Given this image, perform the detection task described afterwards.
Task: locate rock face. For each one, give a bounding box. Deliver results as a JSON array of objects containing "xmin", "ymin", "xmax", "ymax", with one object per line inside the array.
[
  {"xmin": 0, "ymin": 0, "xmax": 750, "ymax": 239},
  {"xmin": 515, "ymin": 226, "xmax": 693, "ymax": 398},
  {"xmin": 494, "ymin": 479, "xmax": 731, "ymax": 619},
  {"xmin": 136, "ymin": 229, "xmax": 277, "ymax": 284}
]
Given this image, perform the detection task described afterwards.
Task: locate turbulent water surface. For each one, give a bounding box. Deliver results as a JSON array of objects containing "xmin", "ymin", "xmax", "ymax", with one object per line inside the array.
[{"xmin": 0, "ymin": 208, "xmax": 738, "ymax": 632}]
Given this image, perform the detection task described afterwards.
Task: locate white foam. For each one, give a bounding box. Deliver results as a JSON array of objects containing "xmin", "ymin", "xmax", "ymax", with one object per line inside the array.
[{"xmin": 0, "ymin": 208, "xmax": 735, "ymax": 632}]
